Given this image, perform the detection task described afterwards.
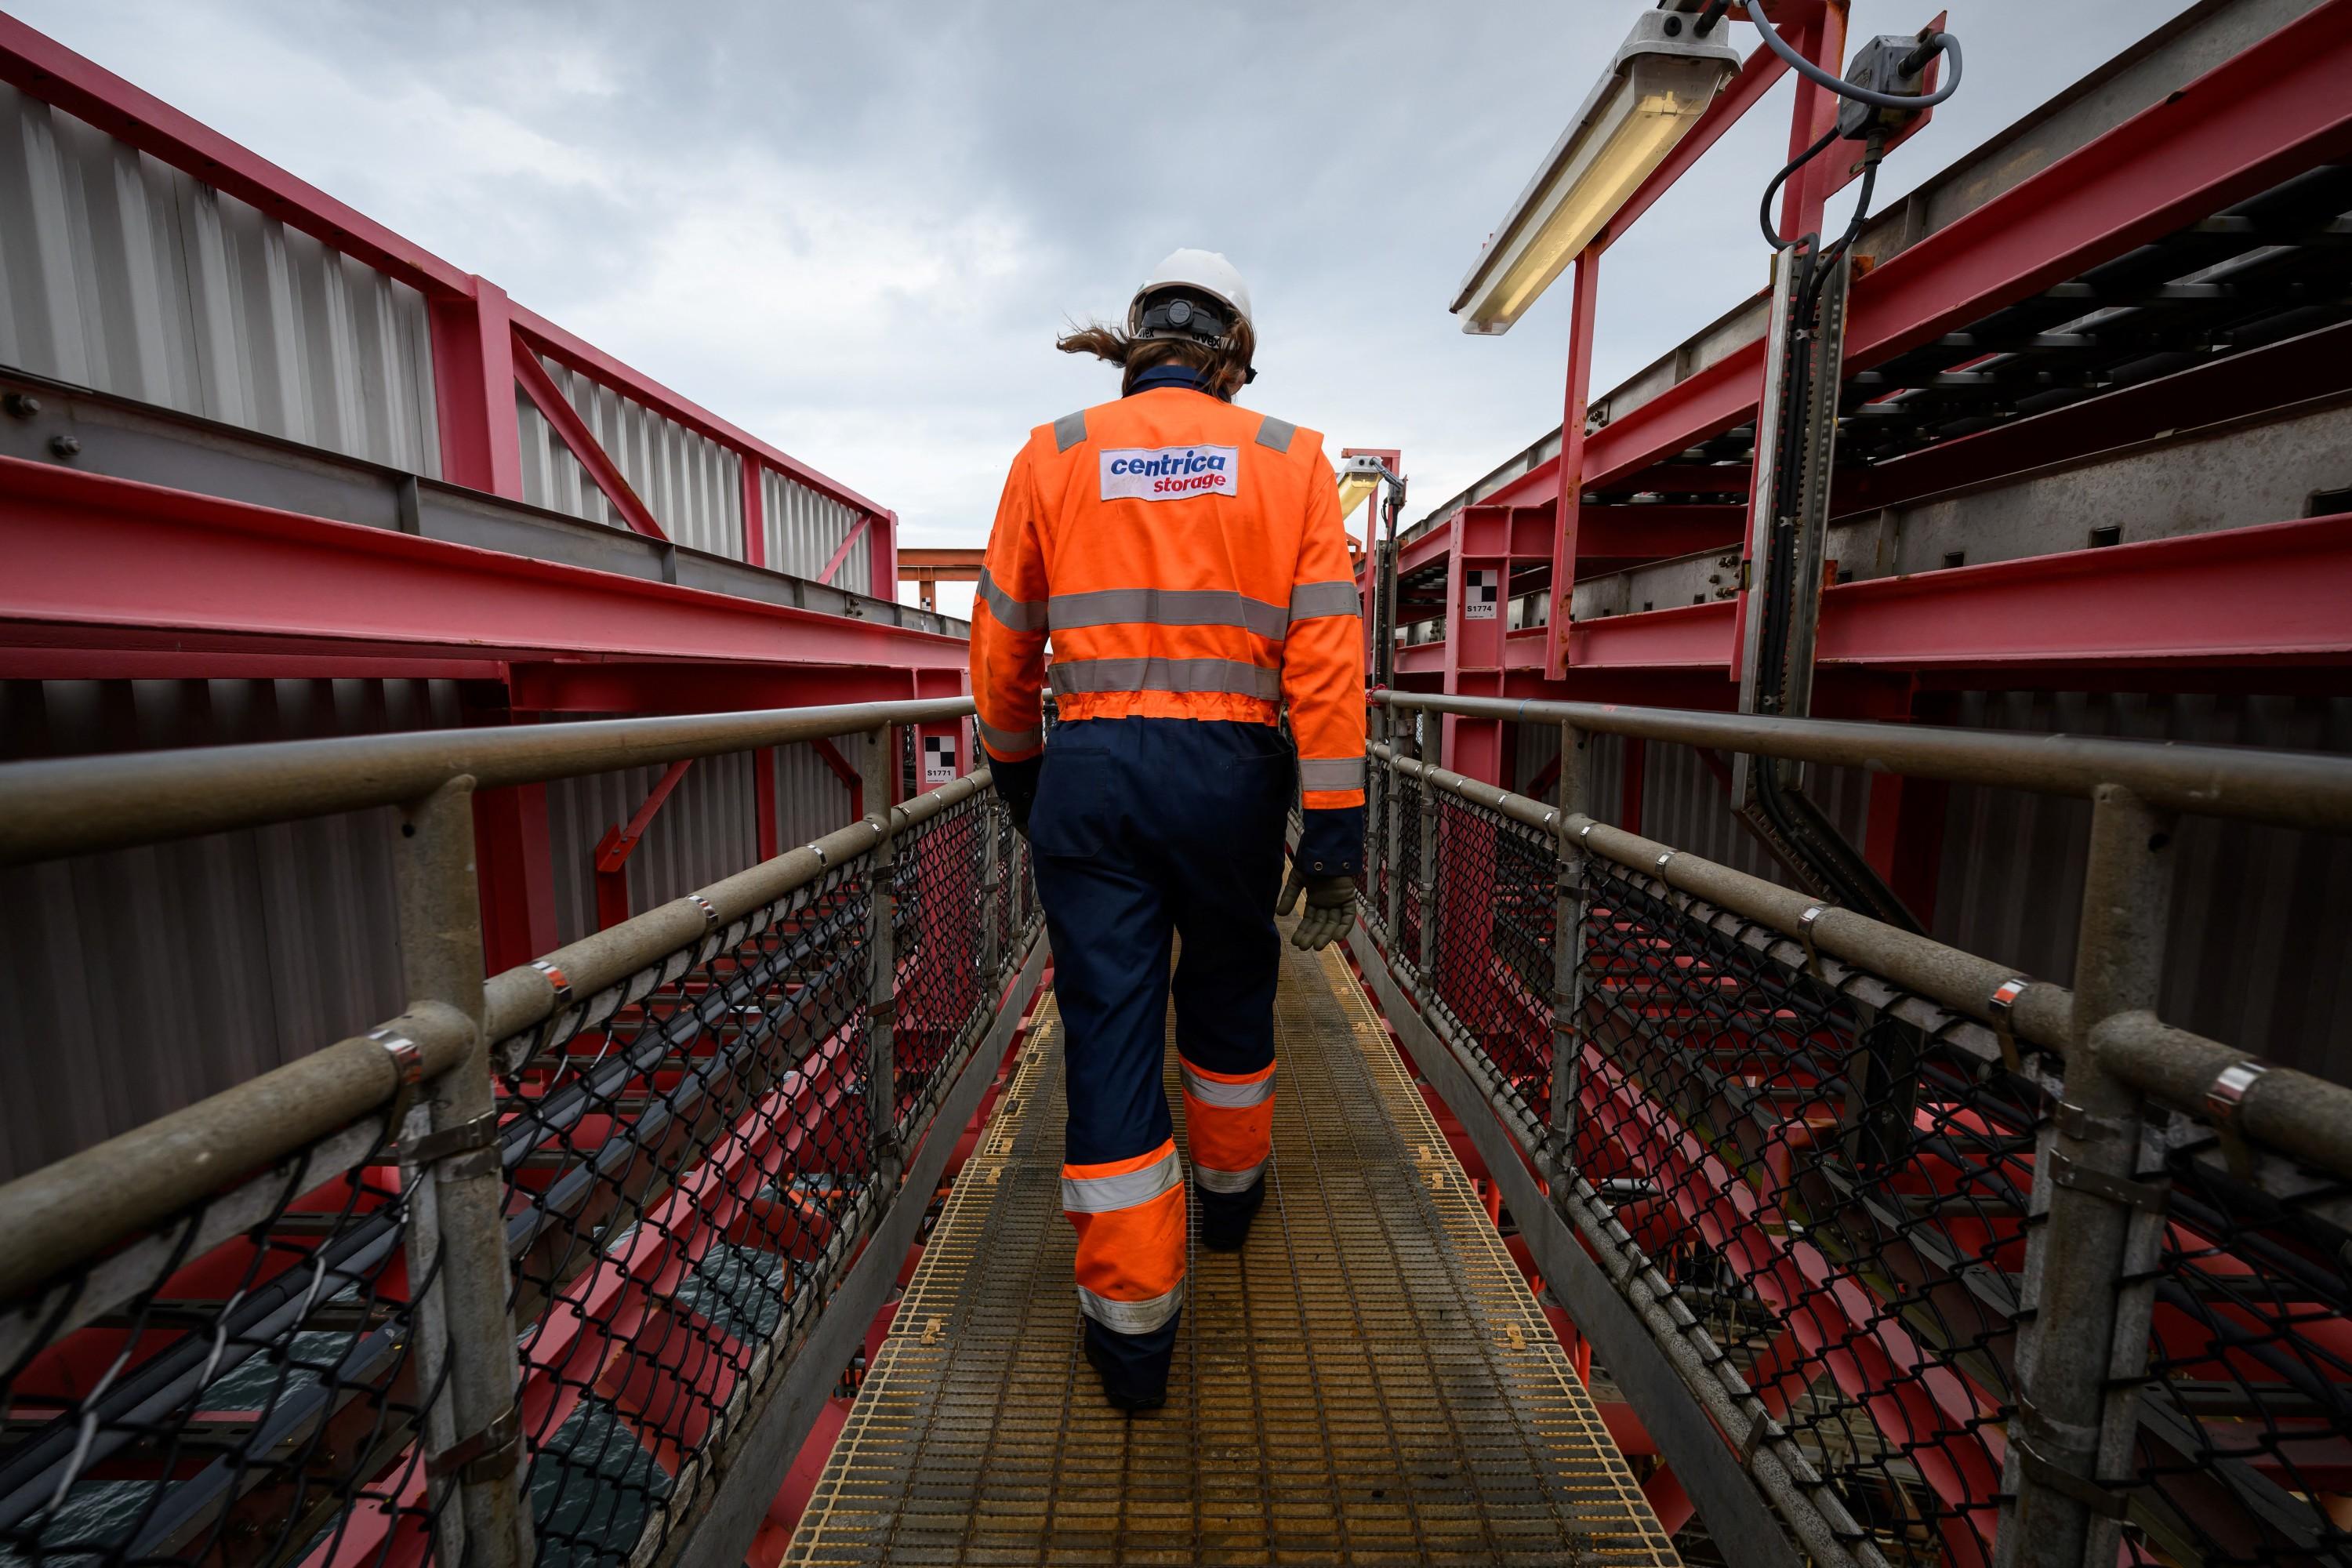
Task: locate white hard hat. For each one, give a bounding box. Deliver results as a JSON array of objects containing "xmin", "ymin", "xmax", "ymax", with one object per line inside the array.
[{"xmin": 1129, "ymin": 248, "xmax": 1254, "ymax": 338}]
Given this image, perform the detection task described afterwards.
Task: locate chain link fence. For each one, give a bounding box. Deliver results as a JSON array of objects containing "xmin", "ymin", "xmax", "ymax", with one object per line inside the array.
[
  {"xmin": 1359, "ymin": 730, "xmax": 2352, "ymax": 1568},
  {"xmin": 0, "ymin": 750, "xmax": 1039, "ymax": 1568}
]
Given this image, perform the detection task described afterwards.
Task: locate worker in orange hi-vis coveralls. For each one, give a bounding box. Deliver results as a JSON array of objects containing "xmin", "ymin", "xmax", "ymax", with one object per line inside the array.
[{"xmin": 969, "ymin": 249, "xmax": 1366, "ymax": 1412}]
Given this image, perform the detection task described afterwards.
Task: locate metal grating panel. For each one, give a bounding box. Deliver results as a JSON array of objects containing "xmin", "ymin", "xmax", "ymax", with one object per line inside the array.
[
  {"xmin": 0, "ymin": 83, "xmax": 441, "ymax": 474},
  {"xmin": 787, "ymin": 938, "xmax": 1675, "ymax": 1565}
]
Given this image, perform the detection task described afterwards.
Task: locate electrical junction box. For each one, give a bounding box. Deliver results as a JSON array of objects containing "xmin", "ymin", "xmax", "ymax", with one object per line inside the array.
[{"xmin": 1838, "ymin": 34, "xmax": 1931, "ymax": 140}]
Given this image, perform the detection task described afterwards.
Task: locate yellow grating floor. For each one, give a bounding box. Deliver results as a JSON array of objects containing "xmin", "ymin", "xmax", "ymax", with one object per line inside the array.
[{"xmin": 784, "ymin": 933, "xmax": 1679, "ymax": 1566}]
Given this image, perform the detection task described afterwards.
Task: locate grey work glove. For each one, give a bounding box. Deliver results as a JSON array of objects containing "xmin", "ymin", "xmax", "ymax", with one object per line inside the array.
[{"xmin": 1277, "ymin": 863, "xmax": 1357, "ymax": 952}]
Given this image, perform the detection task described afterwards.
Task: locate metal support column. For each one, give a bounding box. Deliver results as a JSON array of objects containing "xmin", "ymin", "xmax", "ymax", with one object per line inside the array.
[
  {"xmin": 862, "ymin": 728, "xmax": 901, "ymax": 1174},
  {"xmin": 2000, "ymin": 785, "xmax": 2176, "ymax": 1568},
  {"xmin": 1549, "ymin": 720, "xmax": 1587, "ymax": 1156},
  {"xmin": 1384, "ymin": 715, "xmax": 1407, "ymax": 949},
  {"xmin": 393, "ymin": 777, "xmax": 528, "ymax": 1568}
]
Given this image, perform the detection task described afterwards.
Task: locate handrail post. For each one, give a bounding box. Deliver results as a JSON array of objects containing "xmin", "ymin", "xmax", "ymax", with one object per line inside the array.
[
  {"xmin": 862, "ymin": 728, "xmax": 901, "ymax": 1176},
  {"xmin": 394, "ymin": 777, "xmax": 529, "ymax": 1568},
  {"xmin": 2000, "ymin": 785, "xmax": 2175, "ymax": 1568},
  {"xmin": 1549, "ymin": 721, "xmax": 1586, "ymax": 1160},
  {"xmin": 1384, "ymin": 707, "xmax": 1406, "ymax": 946},
  {"xmin": 1417, "ymin": 717, "xmax": 1443, "ymax": 978}
]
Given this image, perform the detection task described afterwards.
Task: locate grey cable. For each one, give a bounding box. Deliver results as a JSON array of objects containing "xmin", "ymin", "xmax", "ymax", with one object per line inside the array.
[{"xmin": 1747, "ymin": 0, "xmax": 1962, "ymax": 111}]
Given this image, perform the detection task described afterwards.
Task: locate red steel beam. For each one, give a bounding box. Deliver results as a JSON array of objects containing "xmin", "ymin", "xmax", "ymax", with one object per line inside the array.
[
  {"xmin": 1475, "ymin": 2, "xmax": 2352, "ymax": 514},
  {"xmin": 0, "ymin": 458, "xmax": 968, "ymax": 671},
  {"xmin": 1549, "ymin": 513, "xmax": 2352, "ymax": 672},
  {"xmin": 512, "ymin": 338, "xmax": 668, "ymax": 539}
]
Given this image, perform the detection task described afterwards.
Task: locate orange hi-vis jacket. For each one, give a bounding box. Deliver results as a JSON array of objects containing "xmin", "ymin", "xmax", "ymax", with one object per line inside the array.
[{"xmin": 970, "ymin": 387, "xmax": 1367, "ymax": 817}]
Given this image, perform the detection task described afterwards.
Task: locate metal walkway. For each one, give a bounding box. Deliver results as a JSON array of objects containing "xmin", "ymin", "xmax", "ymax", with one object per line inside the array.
[{"xmin": 784, "ymin": 936, "xmax": 1677, "ymax": 1566}]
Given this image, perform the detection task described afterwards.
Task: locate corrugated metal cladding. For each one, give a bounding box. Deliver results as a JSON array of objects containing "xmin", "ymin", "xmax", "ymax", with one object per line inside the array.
[
  {"xmin": 764, "ymin": 463, "xmax": 871, "ymax": 593},
  {"xmin": 771, "ymin": 735, "xmax": 862, "ymax": 848},
  {"xmin": 510, "ymin": 357, "xmax": 873, "ymax": 590},
  {"xmin": 1490, "ymin": 693, "xmax": 2352, "ymax": 1084},
  {"xmin": 0, "ymin": 677, "xmax": 463, "ymax": 1183},
  {"xmin": 542, "ymin": 739, "xmax": 865, "ymax": 946},
  {"xmin": 546, "ymin": 751, "xmax": 756, "ymax": 947},
  {"xmin": 1933, "ymin": 692, "xmax": 2352, "ymax": 1082},
  {"xmin": 0, "ymin": 84, "xmax": 440, "ymax": 474},
  {"xmin": 516, "ymin": 356, "xmax": 743, "ymax": 557}
]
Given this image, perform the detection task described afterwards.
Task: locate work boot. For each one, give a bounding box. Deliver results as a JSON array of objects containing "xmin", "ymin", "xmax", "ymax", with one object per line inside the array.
[
  {"xmin": 1082, "ymin": 1316, "xmax": 1171, "ymax": 1413},
  {"xmin": 1197, "ymin": 1177, "xmax": 1266, "ymax": 1252}
]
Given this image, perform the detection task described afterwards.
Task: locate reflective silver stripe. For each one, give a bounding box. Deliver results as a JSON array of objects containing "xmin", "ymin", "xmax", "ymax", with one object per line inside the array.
[
  {"xmin": 1054, "ymin": 409, "xmax": 1087, "ymax": 452},
  {"xmin": 1298, "ymin": 757, "xmax": 1366, "ymax": 793},
  {"xmin": 1256, "ymin": 416, "xmax": 1296, "ymax": 452},
  {"xmin": 1288, "ymin": 580, "xmax": 1360, "ymax": 621},
  {"xmin": 975, "ymin": 568, "xmax": 1047, "ymax": 633},
  {"xmin": 977, "ymin": 717, "xmax": 1043, "ymax": 756},
  {"xmin": 1179, "ymin": 1061, "xmax": 1275, "ymax": 1109},
  {"xmin": 1049, "ymin": 657, "xmax": 1279, "ymax": 701},
  {"xmin": 1061, "ymin": 1145, "xmax": 1183, "ymax": 1214},
  {"xmin": 1048, "ymin": 586, "xmax": 1289, "ymax": 639},
  {"xmin": 1077, "ymin": 1281, "xmax": 1184, "ymax": 1334},
  {"xmin": 1195, "ymin": 1160, "xmax": 1269, "ymax": 1194}
]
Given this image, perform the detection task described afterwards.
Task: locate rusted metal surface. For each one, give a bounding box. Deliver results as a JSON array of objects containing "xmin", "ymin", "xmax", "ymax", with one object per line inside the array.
[{"xmin": 786, "ymin": 942, "xmax": 1675, "ymax": 1566}]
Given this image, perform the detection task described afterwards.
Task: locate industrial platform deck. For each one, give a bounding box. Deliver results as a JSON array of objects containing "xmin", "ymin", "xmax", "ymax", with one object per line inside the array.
[{"xmin": 784, "ymin": 936, "xmax": 1676, "ymax": 1566}]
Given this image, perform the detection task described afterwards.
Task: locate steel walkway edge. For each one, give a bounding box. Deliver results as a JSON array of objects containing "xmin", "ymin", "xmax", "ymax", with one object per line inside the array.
[{"xmin": 784, "ymin": 933, "xmax": 1678, "ymax": 1566}]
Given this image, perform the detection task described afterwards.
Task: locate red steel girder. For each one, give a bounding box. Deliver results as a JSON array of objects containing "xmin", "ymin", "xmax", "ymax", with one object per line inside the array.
[
  {"xmin": 1479, "ymin": 2, "xmax": 2352, "ymax": 510},
  {"xmin": 0, "ymin": 458, "xmax": 966, "ymax": 672},
  {"xmin": 1484, "ymin": 512, "xmax": 2352, "ymax": 673}
]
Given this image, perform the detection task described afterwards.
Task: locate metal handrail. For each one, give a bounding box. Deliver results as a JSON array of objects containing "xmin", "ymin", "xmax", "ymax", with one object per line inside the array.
[
  {"xmin": 1375, "ymin": 691, "xmax": 2352, "ymax": 832},
  {"xmin": 0, "ymin": 696, "xmax": 977, "ymax": 864}
]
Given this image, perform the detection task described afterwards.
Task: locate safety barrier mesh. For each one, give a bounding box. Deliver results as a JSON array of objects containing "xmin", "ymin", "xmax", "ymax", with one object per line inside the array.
[
  {"xmin": 1571, "ymin": 854, "xmax": 2038, "ymax": 1562},
  {"xmin": 1396, "ymin": 768, "xmax": 1423, "ymax": 965},
  {"xmin": 0, "ymin": 1121, "xmax": 450, "ymax": 1568},
  {"xmin": 1362, "ymin": 752, "xmax": 2352, "ymax": 1564},
  {"xmin": 2124, "ymin": 1115, "xmax": 2352, "ymax": 1563},
  {"xmin": 1360, "ymin": 750, "xmax": 1389, "ymax": 946},
  {"xmin": 1424, "ymin": 793, "xmax": 1555, "ymax": 1133},
  {"xmin": 494, "ymin": 855, "xmax": 880, "ymax": 1568},
  {"xmin": 0, "ymin": 781, "xmax": 1036, "ymax": 1568}
]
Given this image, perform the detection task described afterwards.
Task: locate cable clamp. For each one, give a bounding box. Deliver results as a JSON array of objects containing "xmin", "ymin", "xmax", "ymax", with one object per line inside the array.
[
  {"xmin": 370, "ymin": 1029, "xmax": 423, "ymax": 1138},
  {"xmin": 689, "ymin": 895, "xmax": 720, "ymax": 927},
  {"xmin": 2047, "ymin": 1151, "xmax": 2165, "ymax": 1214},
  {"xmin": 2010, "ymin": 1433, "xmax": 2132, "ymax": 1522},
  {"xmin": 401, "ymin": 1111, "xmax": 501, "ymax": 1180},
  {"xmin": 530, "ymin": 960, "xmax": 572, "ymax": 1007},
  {"xmin": 428, "ymin": 1401, "xmax": 524, "ymax": 1484},
  {"xmin": 804, "ymin": 842, "xmax": 829, "ymax": 866},
  {"xmin": 1796, "ymin": 902, "xmax": 1833, "ymax": 978},
  {"xmin": 1739, "ymin": 1409, "xmax": 1775, "ymax": 1462},
  {"xmin": 2202, "ymin": 1058, "xmax": 2269, "ymax": 1178},
  {"xmin": 1987, "ymin": 977, "xmax": 2031, "ymax": 1073},
  {"xmin": 1653, "ymin": 851, "xmax": 1675, "ymax": 879},
  {"xmin": 2053, "ymin": 1102, "xmax": 2128, "ymax": 1145}
]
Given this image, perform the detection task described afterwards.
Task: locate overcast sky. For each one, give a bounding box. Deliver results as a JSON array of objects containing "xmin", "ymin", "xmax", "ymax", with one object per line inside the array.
[{"xmin": 16, "ymin": 0, "xmax": 2198, "ymax": 615}]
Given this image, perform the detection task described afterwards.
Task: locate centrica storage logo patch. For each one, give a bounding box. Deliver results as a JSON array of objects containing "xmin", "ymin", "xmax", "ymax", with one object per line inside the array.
[{"xmin": 1099, "ymin": 445, "xmax": 1240, "ymax": 502}]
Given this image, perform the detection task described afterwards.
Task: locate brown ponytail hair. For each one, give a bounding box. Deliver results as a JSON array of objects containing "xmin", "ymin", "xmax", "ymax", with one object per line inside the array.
[{"xmin": 1057, "ymin": 306, "xmax": 1257, "ymax": 401}]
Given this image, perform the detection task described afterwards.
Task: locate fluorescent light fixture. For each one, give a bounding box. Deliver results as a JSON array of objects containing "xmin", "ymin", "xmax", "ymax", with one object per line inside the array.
[
  {"xmin": 1451, "ymin": 11, "xmax": 1738, "ymax": 335},
  {"xmin": 1335, "ymin": 454, "xmax": 1386, "ymax": 522}
]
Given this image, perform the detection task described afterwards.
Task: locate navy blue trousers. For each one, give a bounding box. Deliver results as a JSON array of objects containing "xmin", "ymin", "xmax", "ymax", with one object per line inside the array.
[{"xmin": 1030, "ymin": 718, "xmax": 1290, "ymax": 1386}]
